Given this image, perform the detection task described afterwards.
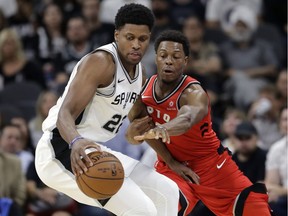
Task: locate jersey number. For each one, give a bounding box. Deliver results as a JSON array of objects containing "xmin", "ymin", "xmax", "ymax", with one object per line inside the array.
[{"xmin": 103, "ymin": 114, "xmax": 127, "ymax": 133}]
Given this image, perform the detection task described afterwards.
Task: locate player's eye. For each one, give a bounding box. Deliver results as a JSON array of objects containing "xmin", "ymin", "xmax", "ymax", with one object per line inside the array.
[
  {"xmin": 139, "ymin": 37, "xmax": 148, "ymax": 42},
  {"xmin": 127, "ymin": 36, "xmax": 134, "ymax": 41}
]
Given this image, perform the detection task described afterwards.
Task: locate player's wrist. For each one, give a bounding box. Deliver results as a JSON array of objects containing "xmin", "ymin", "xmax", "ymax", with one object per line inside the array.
[{"xmin": 69, "ymin": 135, "xmax": 84, "ymax": 149}]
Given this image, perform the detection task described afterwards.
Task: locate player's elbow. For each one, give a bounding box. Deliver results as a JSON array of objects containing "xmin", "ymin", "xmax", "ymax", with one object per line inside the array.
[
  {"xmin": 180, "ymin": 113, "xmax": 195, "ymax": 132},
  {"xmin": 186, "ymin": 105, "xmax": 208, "ymax": 129}
]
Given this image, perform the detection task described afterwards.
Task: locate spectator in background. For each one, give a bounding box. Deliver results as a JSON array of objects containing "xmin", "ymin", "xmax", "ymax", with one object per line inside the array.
[
  {"xmin": 183, "ymin": 15, "xmax": 222, "ymax": 106},
  {"xmin": 60, "ymin": 16, "xmax": 93, "ymax": 75},
  {"xmin": 53, "ymin": 0, "xmax": 81, "ymax": 20},
  {"xmin": 0, "ymin": 28, "xmax": 46, "ymax": 90},
  {"xmin": 11, "ymin": 116, "xmax": 34, "ymax": 153},
  {"xmin": 221, "ymin": 6, "xmax": 278, "ymax": 110},
  {"xmin": 0, "ymin": 9, "xmax": 7, "ymax": 31},
  {"xmin": 81, "ymin": 0, "xmax": 114, "ymax": 48},
  {"xmin": 0, "ymin": 150, "xmax": 26, "ymax": 214},
  {"xmin": 37, "ymin": 3, "xmax": 66, "ymax": 89},
  {"xmin": 248, "ymin": 85, "xmax": 282, "ymax": 150},
  {"xmin": 29, "ymin": 91, "xmax": 58, "ymax": 148},
  {"xmin": 276, "ymin": 69, "xmax": 287, "ymax": 109},
  {"xmin": 232, "ymin": 121, "xmax": 267, "ymax": 183},
  {"xmin": 171, "ymin": 0, "xmax": 206, "ymax": 26},
  {"xmin": 8, "ymin": 0, "xmax": 38, "ymax": 60},
  {"xmin": 205, "ymin": 0, "xmax": 262, "ymax": 31},
  {"xmin": 265, "ymin": 107, "xmax": 288, "ymax": 216},
  {"xmin": 221, "ymin": 107, "xmax": 246, "ymax": 153},
  {"xmin": 0, "ymin": 124, "xmax": 33, "ymax": 174},
  {"xmin": 26, "ymin": 160, "xmax": 77, "ymax": 216}
]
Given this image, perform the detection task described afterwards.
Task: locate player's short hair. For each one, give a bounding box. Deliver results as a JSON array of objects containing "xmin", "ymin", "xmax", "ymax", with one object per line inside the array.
[
  {"xmin": 115, "ymin": 3, "xmax": 154, "ymax": 31},
  {"xmin": 154, "ymin": 30, "xmax": 190, "ymax": 57}
]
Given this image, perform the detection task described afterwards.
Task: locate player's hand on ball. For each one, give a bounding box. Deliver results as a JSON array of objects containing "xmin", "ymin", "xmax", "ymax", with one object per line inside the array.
[
  {"xmin": 70, "ymin": 139, "xmax": 101, "ymax": 176},
  {"xmin": 168, "ymin": 160, "xmax": 200, "ymax": 185},
  {"xmin": 134, "ymin": 125, "xmax": 170, "ymax": 143}
]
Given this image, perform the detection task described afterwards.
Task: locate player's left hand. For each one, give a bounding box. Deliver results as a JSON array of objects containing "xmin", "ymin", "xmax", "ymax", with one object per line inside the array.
[
  {"xmin": 168, "ymin": 160, "xmax": 200, "ymax": 185},
  {"xmin": 134, "ymin": 125, "xmax": 170, "ymax": 144}
]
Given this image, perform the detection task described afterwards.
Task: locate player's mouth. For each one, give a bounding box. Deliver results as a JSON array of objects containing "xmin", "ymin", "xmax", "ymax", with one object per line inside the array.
[
  {"xmin": 129, "ymin": 52, "xmax": 141, "ymax": 60},
  {"xmin": 163, "ymin": 68, "xmax": 174, "ymax": 74}
]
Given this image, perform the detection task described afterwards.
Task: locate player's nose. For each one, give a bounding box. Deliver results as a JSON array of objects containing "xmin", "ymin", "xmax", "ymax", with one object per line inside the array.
[
  {"xmin": 165, "ymin": 56, "xmax": 173, "ymax": 65},
  {"xmin": 132, "ymin": 39, "xmax": 140, "ymax": 50}
]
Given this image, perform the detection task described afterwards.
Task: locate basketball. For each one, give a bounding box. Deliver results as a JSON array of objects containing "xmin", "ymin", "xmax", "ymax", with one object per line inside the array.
[{"xmin": 76, "ymin": 150, "xmax": 125, "ymax": 200}]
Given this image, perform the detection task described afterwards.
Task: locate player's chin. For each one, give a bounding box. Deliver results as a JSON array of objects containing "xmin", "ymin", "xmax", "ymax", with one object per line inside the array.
[{"xmin": 161, "ymin": 77, "xmax": 176, "ymax": 85}]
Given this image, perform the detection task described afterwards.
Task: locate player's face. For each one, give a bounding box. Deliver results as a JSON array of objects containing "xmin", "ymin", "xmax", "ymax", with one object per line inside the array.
[
  {"xmin": 156, "ymin": 41, "xmax": 188, "ymax": 84},
  {"xmin": 115, "ymin": 24, "xmax": 150, "ymax": 66}
]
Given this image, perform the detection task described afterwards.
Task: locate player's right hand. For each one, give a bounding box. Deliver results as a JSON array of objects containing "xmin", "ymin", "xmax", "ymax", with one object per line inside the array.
[
  {"xmin": 168, "ymin": 160, "xmax": 200, "ymax": 185},
  {"xmin": 70, "ymin": 139, "xmax": 101, "ymax": 176}
]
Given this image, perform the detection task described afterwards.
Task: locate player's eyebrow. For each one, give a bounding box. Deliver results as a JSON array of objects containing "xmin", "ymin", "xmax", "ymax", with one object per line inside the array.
[
  {"xmin": 126, "ymin": 32, "xmax": 149, "ymax": 37},
  {"xmin": 159, "ymin": 48, "xmax": 181, "ymax": 52}
]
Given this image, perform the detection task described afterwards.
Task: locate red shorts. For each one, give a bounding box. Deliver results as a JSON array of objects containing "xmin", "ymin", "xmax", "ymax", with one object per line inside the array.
[{"xmin": 156, "ymin": 151, "xmax": 270, "ymax": 216}]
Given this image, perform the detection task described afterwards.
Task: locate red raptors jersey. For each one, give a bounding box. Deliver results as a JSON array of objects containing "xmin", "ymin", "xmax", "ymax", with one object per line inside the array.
[{"xmin": 141, "ymin": 75, "xmax": 220, "ymax": 162}]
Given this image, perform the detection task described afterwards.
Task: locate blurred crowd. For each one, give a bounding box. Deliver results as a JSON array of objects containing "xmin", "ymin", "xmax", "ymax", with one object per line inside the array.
[{"xmin": 0, "ymin": 0, "xmax": 286, "ymax": 216}]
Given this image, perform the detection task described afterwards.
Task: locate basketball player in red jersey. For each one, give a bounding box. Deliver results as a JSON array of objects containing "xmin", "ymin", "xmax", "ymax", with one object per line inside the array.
[{"xmin": 126, "ymin": 30, "xmax": 272, "ymax": 216}]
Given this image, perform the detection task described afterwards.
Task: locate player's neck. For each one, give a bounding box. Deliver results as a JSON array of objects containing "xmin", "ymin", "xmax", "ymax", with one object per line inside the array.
[
  {"xmin": 119, "ymin": 55, "xmax": 136, "ymax": 79},
  {"xmin": 156, "ymin": 76, "xmax": 182, "ymax": 99}
]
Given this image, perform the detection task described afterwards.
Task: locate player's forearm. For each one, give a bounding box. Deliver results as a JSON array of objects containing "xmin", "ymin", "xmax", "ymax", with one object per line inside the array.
[
  {"xmin": 162, "ymin": 105, "xmax": 207, "ymax": 136},
  {"xmin": 145, "ymin": 139, "xmax": 175, "ymax": 164},
  {"xmin": 56, "ymin": 108, "xmax": 80, "ymax": 144}
]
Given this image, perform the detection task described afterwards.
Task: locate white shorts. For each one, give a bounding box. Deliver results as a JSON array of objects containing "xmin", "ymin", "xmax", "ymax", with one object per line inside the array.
[{"xmin": 35, "ymin": 132, "xmax": 179, "ymax": 216}]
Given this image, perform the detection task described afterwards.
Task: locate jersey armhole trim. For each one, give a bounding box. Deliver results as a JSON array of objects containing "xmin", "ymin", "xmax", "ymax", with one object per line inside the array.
[
  {"xmin": 94, "ymin": 47, "xmax": 117, "ymax": 98},
  {"xmin": 176, "ymin": 81, "xmax": 201, "ymax": 110}
]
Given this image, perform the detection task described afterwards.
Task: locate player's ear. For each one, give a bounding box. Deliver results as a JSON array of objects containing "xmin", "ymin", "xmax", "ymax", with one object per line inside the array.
[
  {"xmin": 154, "ymin": 51, "xmax": 158, "ymax": 65},
  {"xmin": 114, "ymin": 30, "xmax": 119, "ymax": 42},
  {"xmin": 184, "ymin": 56, "xmax": 188, "ymax": 67}
]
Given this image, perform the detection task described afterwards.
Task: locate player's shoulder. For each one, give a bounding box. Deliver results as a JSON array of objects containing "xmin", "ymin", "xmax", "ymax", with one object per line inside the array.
[
  {"xmin": 88, "ymin": 50, "xmax": 115, "ymax": 66},
  {"xmin": 79, "ymin": 51, "xmax": 116, "ymax": 75},
  {"xmin": 183, "ymin": 80, "xmax": 204, "ymax": 94},
  {"xmin": 180, "ymin": 77, "xmax": 208, "ymax": 105}
]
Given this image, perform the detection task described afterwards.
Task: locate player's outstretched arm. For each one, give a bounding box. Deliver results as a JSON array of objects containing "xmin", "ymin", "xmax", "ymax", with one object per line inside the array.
[
  {"xmin": 163, "ymin": 84, "xmax": 208, "ymax": 135},
  {"xmin": 56, "ymin": 51, "xmax": 115, "ymax": 175},
  {"xmin": 134, "ymin": 84, "xmax": 208, "ymax": 142},
  {"xmin": 127, "ymin": 96, "xmax": 200, "ymax": 184}
]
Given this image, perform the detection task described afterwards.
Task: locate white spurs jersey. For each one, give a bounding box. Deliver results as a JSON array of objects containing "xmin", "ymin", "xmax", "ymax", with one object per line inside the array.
[{"xmin": 42, "ymin": 42, "xmax": 143, "ymax": 143}]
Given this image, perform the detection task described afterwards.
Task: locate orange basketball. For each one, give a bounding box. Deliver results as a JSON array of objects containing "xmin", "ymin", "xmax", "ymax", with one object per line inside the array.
[{"xmin": 76, "ymin": 151, "xmax": 124, "ymax": 200}]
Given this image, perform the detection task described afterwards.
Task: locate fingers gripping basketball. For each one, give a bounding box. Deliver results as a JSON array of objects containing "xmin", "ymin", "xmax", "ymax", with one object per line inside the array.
[{"xmin": 76, "ymin": 151, "xmax": 125, "ymax": 200}]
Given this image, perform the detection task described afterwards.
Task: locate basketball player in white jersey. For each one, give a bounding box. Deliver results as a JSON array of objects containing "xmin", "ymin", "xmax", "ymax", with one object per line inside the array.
[{"xmin": 35, "ymin": 3, "xmax": 179, "ymax": 216}]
